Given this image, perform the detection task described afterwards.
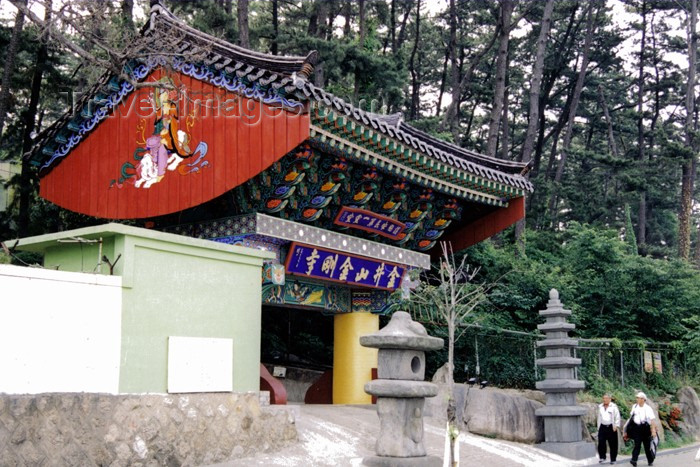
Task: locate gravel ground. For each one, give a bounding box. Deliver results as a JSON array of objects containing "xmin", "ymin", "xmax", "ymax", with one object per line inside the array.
[{"xmin": 206, "ymin": 404, "xmax": 605, "ymax": 467}]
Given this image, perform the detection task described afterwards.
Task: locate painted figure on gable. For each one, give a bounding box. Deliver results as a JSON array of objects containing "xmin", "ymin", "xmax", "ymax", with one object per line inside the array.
[{"xmin": 111, "ymin": 72, "xmax": 209, "ymax": 189}]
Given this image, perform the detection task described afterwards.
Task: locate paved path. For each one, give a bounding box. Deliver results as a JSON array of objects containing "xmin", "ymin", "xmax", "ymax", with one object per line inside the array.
[
  {"xmin": 207, "ymin": 404, "xmax": 610, "ymax": 466},
  {"xmin": 585, "ymin": 444, "xmax": 700, "ymax": 467}
]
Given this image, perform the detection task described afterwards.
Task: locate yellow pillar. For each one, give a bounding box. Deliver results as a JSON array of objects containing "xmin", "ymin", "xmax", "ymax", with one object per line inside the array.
[{"xmin": 333, "ymin": 312, "xmax": 378, "ymax": 404}]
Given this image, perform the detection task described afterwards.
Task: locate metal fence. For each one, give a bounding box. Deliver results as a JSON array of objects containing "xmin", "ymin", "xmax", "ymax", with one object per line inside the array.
[{"xmin": 428, "ymin": 323, "xmax": 694, "ymax": 390}]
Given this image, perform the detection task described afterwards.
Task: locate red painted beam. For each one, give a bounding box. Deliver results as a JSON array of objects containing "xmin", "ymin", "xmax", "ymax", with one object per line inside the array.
[
  {"xmin": 304, "ymin": 370, "xmax": 333, "ymax": 404},
  {"xmin": 260, "ymin": 363, "xmax": 287, "ymax": 405},
  {"xmin": 438, "ymin": 196, "xmax": 525, "ymax": 253}
]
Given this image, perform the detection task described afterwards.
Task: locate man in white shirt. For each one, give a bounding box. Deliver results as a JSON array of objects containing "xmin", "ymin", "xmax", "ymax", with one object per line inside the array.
[
  {"xmin": 623, "ymin": 392, "xmax": 657, "ymax": 466},
  {"xmin": 597, "ymin": 394, "xmax": 621, "ymax": 464}
]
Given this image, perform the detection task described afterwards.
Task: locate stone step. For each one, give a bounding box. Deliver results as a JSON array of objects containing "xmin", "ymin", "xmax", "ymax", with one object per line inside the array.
[
  {"xmin": 537, "ymin": 322, "xmax": 575, "ymax": 332},
  {"xmin": 539, "ymin": 308, "xmax": 572, "ymax": 318},
  {"xmin": 535, "ymin": 405, "xmax": 588, "ymax": 417},
  {"xmin": 536, "ymin": 338, "xmax": 578, "ymax": 348},
  {"xmin": 364, "ymin": 379, "xmax": 439, "ymax": 398},
  {"xmin": 536, "ymin": 379, "xmax": 586, "ymax": 393},
  {"xmin": 535, "ymin": 357, "xmax": 582, "ymax": 368}
]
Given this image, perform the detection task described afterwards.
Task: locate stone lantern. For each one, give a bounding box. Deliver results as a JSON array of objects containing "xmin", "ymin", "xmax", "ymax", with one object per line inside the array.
[
  {"xmin": 360, "ymin": 311, "xmax": 443, "ymax": 467},
  {"xmin": 535, "ymin": 289, "xmax": 595, "ymax": 459}
]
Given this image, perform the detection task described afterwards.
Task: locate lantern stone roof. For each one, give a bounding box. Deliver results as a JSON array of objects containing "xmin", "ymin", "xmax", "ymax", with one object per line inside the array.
[{"xmin": 28, "ymin": 0, "xmax": 532, "ymax": 199}]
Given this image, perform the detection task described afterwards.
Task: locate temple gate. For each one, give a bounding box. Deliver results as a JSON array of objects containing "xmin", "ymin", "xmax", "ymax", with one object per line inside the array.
[{"xmin": 25, "ymin": 2, "xmax": 533, "ymax": 404}]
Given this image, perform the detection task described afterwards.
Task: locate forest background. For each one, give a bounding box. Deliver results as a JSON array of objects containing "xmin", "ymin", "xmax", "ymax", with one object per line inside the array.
[{"xmin": 2, "ymin": 0, "xmax": 700, "ymax": 412}]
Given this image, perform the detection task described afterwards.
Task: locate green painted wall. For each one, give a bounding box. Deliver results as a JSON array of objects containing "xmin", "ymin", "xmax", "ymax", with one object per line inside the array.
[
  {"xmin": 118, "ymin": 236, "xmax": 266, "ymax": 393},
  {"xmin": 43, "ymin": 237, "xmax": 116, "ymax": 274},
  {"xmin": 15, "ymin": 224, "xmax": 272, "ymax": 394}
]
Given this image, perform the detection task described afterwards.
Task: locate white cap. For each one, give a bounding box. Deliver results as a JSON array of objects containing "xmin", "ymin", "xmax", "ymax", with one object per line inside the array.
[{"xmin": 636, "ymin": 392, "xmax": 647, "ymax": 400}]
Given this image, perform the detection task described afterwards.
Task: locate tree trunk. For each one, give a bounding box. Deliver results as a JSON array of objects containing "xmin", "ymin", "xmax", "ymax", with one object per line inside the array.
[
  {"xmin": 359, "ymin": 0, "xmax": 366, "ymax": 46},
  {"xmin": 514, "ymin": 0, "xmax": 554, "ymax": 252},
  {"xmin": 237, "ymin": 0, "xmax": 250, "ymax": 48},
  {"xmin": 0, "ymin": 1, "xmax": 26, "ymax": 140},
  {"xmin": 464, "ymin": 101, "xmax": 479, "ymax": 144},
  {"xmin": 598, "ymin": 84, "xmax": 623, "ymax": 221},
  {"xmin": 352, "ymin": 0, "xmax": 366, "ymax": 100},
  {"xmin": 530, "ymin": 3, "xmax": 580, "ymax": 179},
  {"xmin": 679, "ymin": 0, "xmax": 697, "ymax": 261},
  {"xmin": 408, "ymin": 0, "xmax": 421, "ymax": 120},
  {"xmin": 225, "ymin": 0, "xmax": 233, "ymax": 16},
  {"xmin": 271, "ymin": 0, "xmax": 279, "ymax": 55},
  {"xmin": 500, "ymin": 47, "xmax": 512, "ymax": 160},
  {"xmin": 486, "ymin": 0, "xmax": 515, "ymax": 158},
  {"xmin": 395, "ymin": 1, "xmax": 414, "ymax": 53},
  {"xmin": 548, "ymin": 3, "xmax": 596, "ymax": 224},
  {"xmin": 122, "ymin": 0, "xmax": 134, "ymax": 29},
  {"xmin": 598, "ymin": 86, "xmax": 620, "ymax": 158},
  {"xmin": 637, "ymin": 0, "xmax": 648, "ymax": 248},
  {"xmin": 544, "ymin": 80, "xmax": 576, "ymax": 179},
  {"xmin": 446, "ymin": 0, "xmax": 459, "ymax": 141},
  {"xmin": 326, "ymin": 3, "xmax": 340, "ymax": 40},
  {"xmin": 641, "ymin": 16, "xmax": 662, "ymax": 256},
  {"xmin": 18, "ymin": 0, "xmax": 51, "ymax": 236},
  {"xmin": 312, "ymin": 0, "xmax": 329, "ymax": 87},
  {"xmin": 694, "ymin": 223, "xmax": 700, "ymax": 266},
  {"xmin": 442, "ymin": 25, "xmax": 500, "ymax": 141},
  {"xmin": 343, "ymin": 1, "xmax": 352, "ymax": 37},
  {"xmin": 446, "ymin": 282, "xmax": 457, "ymax": 465},
  {"xmin": 435, "ymin": 44, "xmax": 450, "ymax": 117},
  {"xmin": 390, "ymin": 0, "xmax": 396, "ymax": 53},
  {"xmin": 520, "ymin": 0, "xmax": 554, "ymax": 166}
]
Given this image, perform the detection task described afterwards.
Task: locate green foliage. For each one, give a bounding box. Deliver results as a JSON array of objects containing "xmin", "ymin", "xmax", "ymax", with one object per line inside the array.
[
  {"xmin": 624, "ymin": 204, "xmax": 638, "ymax": 255},
  {"xmin": 482, "ymin": 351, "xmax": 536, "ymax": 389},
  {"xmin": 684, "ymin": 316, "xmax": 700, "ymax": 374},
  {"xmin": 9, "ymin": 250, "xmax": 42, "ymax": 266},
  {"xmin": 646, "ymin": 371, "xmax": 681, "ymax": 395},
  {"xmin": 415, "ymin": 224, "xmax": 700, "ymax": 388}
]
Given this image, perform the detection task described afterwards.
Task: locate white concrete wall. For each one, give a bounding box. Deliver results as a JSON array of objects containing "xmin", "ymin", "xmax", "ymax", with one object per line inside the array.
[{"xmin": 0, "ymin": 265, "xmax": 122, "ymax": 394}]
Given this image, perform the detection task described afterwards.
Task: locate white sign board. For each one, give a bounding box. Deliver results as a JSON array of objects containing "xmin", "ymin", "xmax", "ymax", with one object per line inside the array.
[
  {"xmin": 167, "ymin": 336, "xmax": 233, "ymax": 393},
  {"xmin": 0, "ymin": 265, "xmax": 122, "ymax": 394}
]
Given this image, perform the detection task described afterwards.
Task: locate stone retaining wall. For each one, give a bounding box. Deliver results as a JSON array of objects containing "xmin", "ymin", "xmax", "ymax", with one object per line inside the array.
[{"xmin": 0, "ymin": 392, "xmax": 297, "ymax": 466}]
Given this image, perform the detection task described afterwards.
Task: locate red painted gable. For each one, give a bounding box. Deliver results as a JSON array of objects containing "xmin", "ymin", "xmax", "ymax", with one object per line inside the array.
[{"xmin": 39, "ymin": 68, "xmax": 309, "ymax": 219}]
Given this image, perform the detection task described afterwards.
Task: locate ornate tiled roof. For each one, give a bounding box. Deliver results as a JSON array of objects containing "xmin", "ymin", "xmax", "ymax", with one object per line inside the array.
[
  {"xmin": 297, "ymin": 82, "xmax": 532, "ymax": 192},
  {"xmin": 28, "ymin": 1, "xmax": 532, "ymax": 197},
  {"xmin": 146, "ymin": 2, "xmax": 318, "ymax": 77}
]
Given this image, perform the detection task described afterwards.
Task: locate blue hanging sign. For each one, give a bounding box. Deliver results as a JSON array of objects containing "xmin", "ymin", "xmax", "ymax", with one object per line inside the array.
[
  {"xmin": 285, "ymin": 243, "xmax": 406, "ymax": 290},
  {"xmin": 333, "ymin": 206, "xmax": 406, "ymax": 240}
]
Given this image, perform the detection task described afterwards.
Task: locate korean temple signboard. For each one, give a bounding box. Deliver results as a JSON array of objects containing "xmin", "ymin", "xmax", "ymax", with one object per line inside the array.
[
  {"xmin": 285, "ymin": 243, "xmax": 405, "ymax": 290},
  {"xmin": 334, "ymin": 206, "xmax": 405, "ymax": 240}
]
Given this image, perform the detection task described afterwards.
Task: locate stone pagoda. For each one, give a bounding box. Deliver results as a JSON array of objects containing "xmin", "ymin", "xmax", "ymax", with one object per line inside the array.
[
  {"xmin": 360, "ymin": 311, "xmax": 443, "ymax": 466},
  {"xmin": 535, "ymin": 289, "xmax": 595, "ymax": 459}
]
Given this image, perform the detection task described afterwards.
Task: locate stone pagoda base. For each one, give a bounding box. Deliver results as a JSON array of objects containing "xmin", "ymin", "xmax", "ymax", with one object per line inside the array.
[
  {"xmin": 363, "ymin": 455, "xmax": 442, "ymax": 466},
  {"xmin": 537, "ymin": 441, "xmax": 597, "ymax": 460}
]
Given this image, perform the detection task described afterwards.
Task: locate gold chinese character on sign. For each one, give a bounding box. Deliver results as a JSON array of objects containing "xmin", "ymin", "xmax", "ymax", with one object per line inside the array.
[
  {"xmin": 306, "ymin": 248, "xmax": 320, "ymax": 275},
  {"xmin": 321, "ymin": 253, "xmax": 339, "ymax": 277},
  {"xmin": 338, "ymin": 257, "xmax": 354, "ymax": 281},
  {"xmin": 386, "ymin": 266, "xmax": 401, "ymax": 288},
  {"xmin": 355, "ymin": 268, "xmax": 369, "ymax": 282},
  {"xmin": 373, "ymin": 263, "xmax": 385, "ymax": 286}
]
